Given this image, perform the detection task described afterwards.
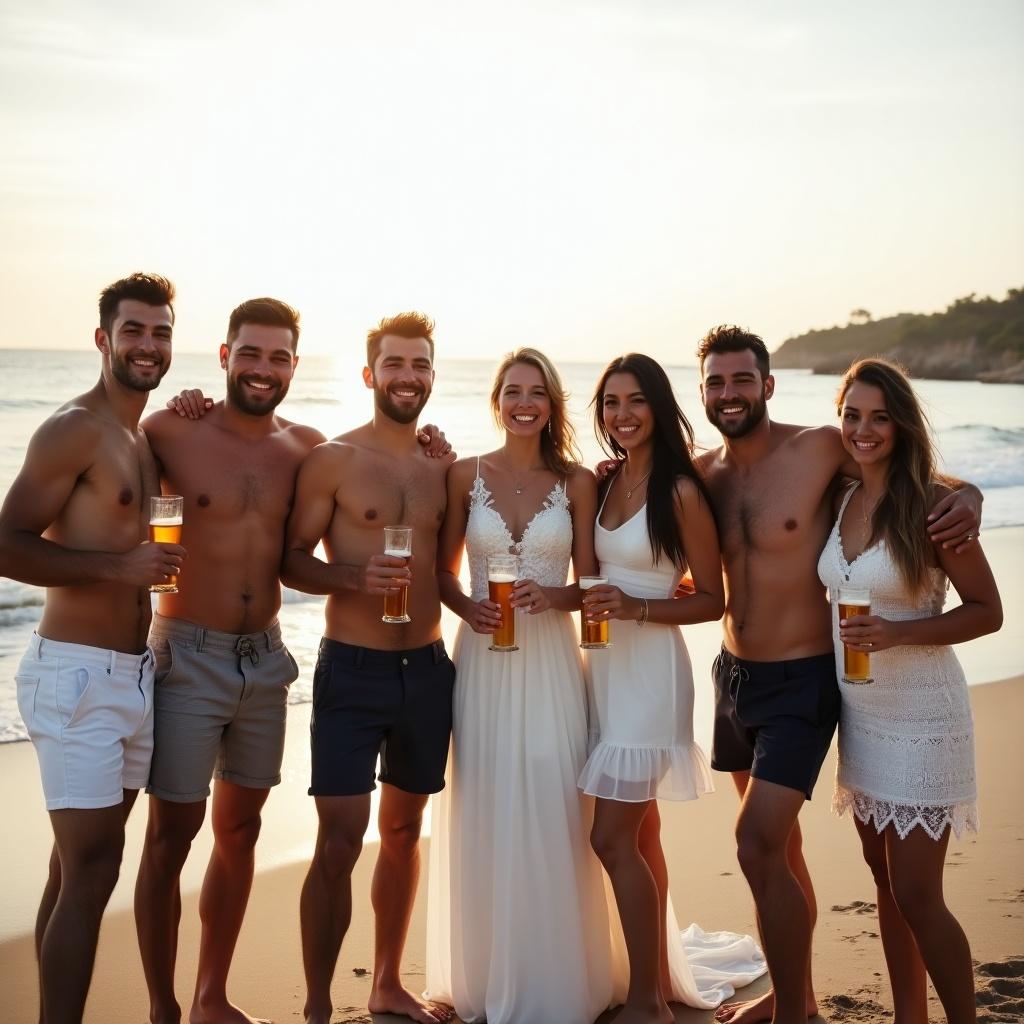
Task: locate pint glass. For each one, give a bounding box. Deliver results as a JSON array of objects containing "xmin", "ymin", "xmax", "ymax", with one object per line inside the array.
[
  {"xmin": 382, "ymin": 526, "xmax": 412, "ymax": 624},
  {"xmin": 487, "ymin": 554, "xmax": 519, "ymax": 652},
  {"xmin": 149, "ymin": 495, "xmax": 183, "ymax": 594},
  {"xmin": 838, "ymin": 586, "xmax": 873, "ymax": 684},
  {"xmin": 579, "ymin": 575, "xmax": 610, "ymax": 649}
]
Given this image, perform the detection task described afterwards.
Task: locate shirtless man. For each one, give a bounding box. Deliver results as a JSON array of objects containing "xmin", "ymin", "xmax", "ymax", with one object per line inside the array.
[
  {"xmin": 282, "ymin": 312, "xmax": 456, "ymax": 1024},
  {"xmin": 134, "ymin": 298, "xmax": 326, "ymax": 1024},
  {"xmin": 693, "ymin": 326, "xmax": 980, "ymax": 1024},
  {"xmin": 0, "ymin": 273, "xmax": 182, "ymax": 1024}
]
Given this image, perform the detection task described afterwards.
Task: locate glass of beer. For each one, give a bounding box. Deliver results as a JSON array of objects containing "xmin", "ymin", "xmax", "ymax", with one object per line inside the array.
[
  {"xmin": 838, "ymin": 586, "xmax": 873, "ymax": 684},
  {"xmin": 382, "ymin": 526, "xmax": 413, "ymax": 624},
  {"xmin": 149, "ymin": 495, "xmax": 183, "ymax": 593},
  {"xmin": 579, "ymin": 575, "xmax": 610, "ymax": 649},
  {"xmin": 487, "ymin": 554, "xmax": 519, "ymax": 652}
]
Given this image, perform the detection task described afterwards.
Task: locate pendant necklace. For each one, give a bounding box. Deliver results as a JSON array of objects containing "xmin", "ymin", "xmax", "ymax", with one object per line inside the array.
[
  {"xmin": 502, "ymin": 455, "xmax": 529, "ymax": 495},
  {"xmin": 861, "ymin": 488, "xmax": 881, "ymax": 540},
  {"xmin": 622, "ymin": 470, "xmax": 651, "ymax": 500}
]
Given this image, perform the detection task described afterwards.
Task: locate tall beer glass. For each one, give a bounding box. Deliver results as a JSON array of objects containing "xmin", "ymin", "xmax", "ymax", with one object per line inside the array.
[
  {"xmin": 149, "ymin": 495, "xmax": 183, "ymax": 594},
  {"xmin": 382, "ymin": 526, "xmax": 412, "ymax": 624},
  {"xmin": 487, "ymin": 554, "xmax": 519, "ymax": 652},
  {"xmin": 579, "ymin": 575, "xmax": 610, "ymax": 649},
  {"xmin": 838, "ymin": 585, "xmax": 873, "ymax": 684}
]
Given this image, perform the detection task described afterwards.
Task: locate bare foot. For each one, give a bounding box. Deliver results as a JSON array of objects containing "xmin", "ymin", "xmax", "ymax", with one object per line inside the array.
[
  {"xmin": 189, "ymin": 996, "xmax": 271, "ymax": 1024},
  {"xmin": 714, "ymin": 989, "xmax": 818, "ymax": 1024},
  {"xmin": 302, "ymin": 1010, "xmax": 331, "ymax": 1024},
  {"xmin": 611, "ymin": 1003, "xmax": 674, "ymax": 1024},
  {"xmin": 150, "ymin": 1002, "xmax": 183, "ymax": 1024},
  {"xmin": 367, "ymin": 982, "xmax": 453, "ymax": 1023}
]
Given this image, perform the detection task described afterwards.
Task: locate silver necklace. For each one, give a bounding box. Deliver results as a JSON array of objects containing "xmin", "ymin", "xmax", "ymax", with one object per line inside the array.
[
  {"xmin": 861, "ymin": 487, "xmax": 881, "ymax": 538},
  {"xmin": 622, "ymin": 470, "xmax": 651, "ymax": 500}
]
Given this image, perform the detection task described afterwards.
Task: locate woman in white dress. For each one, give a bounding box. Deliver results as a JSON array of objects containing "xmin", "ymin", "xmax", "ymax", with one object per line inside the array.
[
  {"xmin": 580, "ymin": 353, "xmax": 729, "ymax": 1024},
  {"xmin": 817, "ymin": 358, "xmax": 1002, "ymax": 1024},
  {"xmin": 425, "ymin": 348, "xmax": 613, "ymax": 1024}
]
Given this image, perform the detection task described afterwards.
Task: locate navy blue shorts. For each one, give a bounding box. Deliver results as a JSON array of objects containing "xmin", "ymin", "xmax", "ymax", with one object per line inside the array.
[
  {"xmin": 309, "ymin": 638, "xmax": 455, "ymax": 797},
  {"xmin": 710, "ymin": 647, "xmax": 840, "ymax": 799}
]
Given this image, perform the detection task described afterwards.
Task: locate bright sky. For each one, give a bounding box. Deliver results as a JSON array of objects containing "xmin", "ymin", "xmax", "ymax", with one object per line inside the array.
[{"xmin": 1, "ymin": 0, "xmax": 1021, "ymax": 360}]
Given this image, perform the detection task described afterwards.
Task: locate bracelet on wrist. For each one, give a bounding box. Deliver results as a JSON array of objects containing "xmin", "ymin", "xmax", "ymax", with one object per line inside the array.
[{"xmin": 636, "ymin": 597, "xmax": 649, "ymax": 627}]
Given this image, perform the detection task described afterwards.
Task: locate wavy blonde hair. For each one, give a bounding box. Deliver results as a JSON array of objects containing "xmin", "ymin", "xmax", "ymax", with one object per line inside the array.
[
  {"xmin": 490, "ymin": 348, "xmax": 581, "ymax": 477},
  {"xmin": 837, "ymin": 358, "xmax": 953, "ymax": 594}
]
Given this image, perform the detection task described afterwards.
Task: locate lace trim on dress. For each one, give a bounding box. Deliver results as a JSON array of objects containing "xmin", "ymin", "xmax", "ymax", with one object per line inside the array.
[
  {"xmin": 470, "ymin": 474, "xmax": 568, "ymax": 552},
  {"xmin": 832, "ymin": 784, "xmax": 979, "ymax": 841}
]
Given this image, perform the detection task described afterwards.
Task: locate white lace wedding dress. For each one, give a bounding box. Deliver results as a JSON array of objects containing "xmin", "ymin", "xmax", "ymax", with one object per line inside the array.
[
  {"xmin": 817, "ymin": 483, "xmax": 978, "ymax": 840},
  {"xmin": 425, "ymin": 466, "xmax": 613, "ymax": 1024}
]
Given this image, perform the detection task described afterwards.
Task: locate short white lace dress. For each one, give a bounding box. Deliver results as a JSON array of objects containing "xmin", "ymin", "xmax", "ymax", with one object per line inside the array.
[{"xmin": 817, "ymin": 483, "xmax": 978, "ymax": 840}]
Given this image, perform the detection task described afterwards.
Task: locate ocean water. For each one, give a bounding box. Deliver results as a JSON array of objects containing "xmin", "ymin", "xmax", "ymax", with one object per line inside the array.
[{"xmin": 0, "ymin": 348, "xmax": 1021, "ymax": 744}]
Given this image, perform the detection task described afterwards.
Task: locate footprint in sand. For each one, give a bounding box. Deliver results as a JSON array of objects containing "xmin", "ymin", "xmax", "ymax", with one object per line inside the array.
[
  {"xmin": 975, "ymin": 956, "xmax": 1024, "ymax": 1023},
  {"xmin": 987, "ymin": 889, "xmax": 1024, "ymax": 904},
  {"xmin": 841, "ymin": 930, "xmax": 880, "ymax": 943},
  {"xmin": 831, "ymin": 900, "xmax": 877, "ymax": 915},
  {"xmin": 822, "ymin": 994, "xmax": 889, "ymax": 1021}
]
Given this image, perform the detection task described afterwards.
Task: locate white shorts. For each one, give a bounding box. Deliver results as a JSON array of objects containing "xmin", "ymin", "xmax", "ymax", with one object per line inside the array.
[{"xmin": 16, "ymin": 633, "xmax": 154, "ymax": 810}]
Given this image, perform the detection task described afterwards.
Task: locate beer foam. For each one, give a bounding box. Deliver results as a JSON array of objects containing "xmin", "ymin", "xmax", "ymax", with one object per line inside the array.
[
  {"xmin": 840, "ymin": 598, "xmax": 870, "ymax": 608},
  {"xmin": 488, "ymin": 571, "xmax": 516, "ymax": 583},
  {"xmin": 150, "ymin": 516, "xmax": 183, "ymax": 526},
  {"xmin": 578, "ymin": 577, "xmax": 607, "ymax": 590},
  {"xmin": 384, "ymin": 547, "xmax": 411, "ymax": 558}
]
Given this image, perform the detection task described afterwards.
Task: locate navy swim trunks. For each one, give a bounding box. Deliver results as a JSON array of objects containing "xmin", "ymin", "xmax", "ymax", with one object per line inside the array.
[
  {"xmin": 309, "ymin": 637, "xmax": 455, "ymax": 797},
  {"xmin": 710, "ymin": 647, "xmax": 841, "ymax": 799}
]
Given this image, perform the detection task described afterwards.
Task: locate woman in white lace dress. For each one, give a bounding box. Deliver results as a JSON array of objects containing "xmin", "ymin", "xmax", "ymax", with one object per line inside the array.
[
  {"xmin": 580, "ymin": 354, "xmax": 731, "ymax": 1024},
  {"xmin": 424, "ymin": 348, "xmax": 613, "ymax": 1024},
  {"xmin": 817, "ymin": 358, "xmax": 1002, "ymax": 1024}
]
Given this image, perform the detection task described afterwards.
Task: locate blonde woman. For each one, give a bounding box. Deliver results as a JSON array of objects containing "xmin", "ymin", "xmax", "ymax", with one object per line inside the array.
[{"xmin": 425, "ymin": 349, "xmax": 612, "ymax": 1024}]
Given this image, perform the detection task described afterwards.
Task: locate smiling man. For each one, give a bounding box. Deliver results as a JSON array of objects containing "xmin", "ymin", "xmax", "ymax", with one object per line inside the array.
[
  {"xmin": 135, "ymin": 298, "xmax": 326, "ymax": 1024},
  {"xmin": 0, "ymin": 273, "xmax": 182, "ymax": 1024},
  {"xmin": 694, "ymin": 325, "xmax": 981, "ymax": 1024},
  {"xmin": 282, "ymin": 312, "xmax": 456, "ymax": 1024}
]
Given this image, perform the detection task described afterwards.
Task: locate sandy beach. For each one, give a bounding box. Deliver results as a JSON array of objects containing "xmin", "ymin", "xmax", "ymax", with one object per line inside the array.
[{"xmin": 1, "ymin": 528, "xmax": 1022, "ymax": 1023}]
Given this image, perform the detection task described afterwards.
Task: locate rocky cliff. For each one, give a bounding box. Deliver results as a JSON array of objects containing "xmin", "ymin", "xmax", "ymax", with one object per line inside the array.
[{"xmin": 772, "ymin": 290, "xmax": 1024, "ymax": 383}]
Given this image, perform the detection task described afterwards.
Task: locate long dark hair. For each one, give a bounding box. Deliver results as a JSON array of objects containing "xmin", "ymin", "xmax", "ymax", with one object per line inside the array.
[
  {"xmin": 837, "ymin": 358, "xmax": 952, "ymax": 595},
  {"xmin": 592, "ymin": 353, "xmax": 712, "ymax": 568}
]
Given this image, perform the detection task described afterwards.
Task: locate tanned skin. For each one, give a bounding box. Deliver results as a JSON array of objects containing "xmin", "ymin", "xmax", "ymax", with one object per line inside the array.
[
  {"xmin": 134, "ymin": 321, "xmax": 325, "ymax": 1024},
  {"xmin": 0, "ymin": 298, "xmax": 182, "ymax": 1024},
  {"xmin": 282, "ymin": 334, "xmax": 455, "ymax": 1024},
  {"xmin": 697, "ymin": 348, "xmax": 981, "ymax": 1024}
]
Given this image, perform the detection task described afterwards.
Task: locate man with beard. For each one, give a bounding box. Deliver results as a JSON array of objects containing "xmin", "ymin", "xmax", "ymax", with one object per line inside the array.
[
  {"xmin": 694, "ymin": 325, "xmax": 981, "ymax": 1024},
  {"xmin": 134, "ymin": 297, "xmax": 326, "ymax": 1024},
  {"xmin": 0, "ymin": 273, "xmax": 182, "ymax": 1024},
  {"xmin": 282, "ymin": 312, "xmax": 456, "ymax": 1024}
]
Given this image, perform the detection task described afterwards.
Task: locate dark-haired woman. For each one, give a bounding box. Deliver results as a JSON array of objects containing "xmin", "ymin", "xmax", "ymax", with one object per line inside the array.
[
  {"xmin": 580, "ymin": 354, "xmax": 764, "ymax": 1023},
  {"xmin": 818, "ymin": 358, "xmax": 1001, "ymax": 1024}
]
